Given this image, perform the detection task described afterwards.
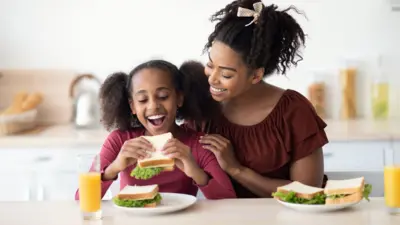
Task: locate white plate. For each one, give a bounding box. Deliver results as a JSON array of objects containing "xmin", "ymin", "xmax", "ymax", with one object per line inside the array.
[
  {"xmin": 113, "ymin": 192, "xmax": 197, "ymax": 215},
  {"xmin": 276, "ymin": 199, "xmax": 361, "ymax": 213}
]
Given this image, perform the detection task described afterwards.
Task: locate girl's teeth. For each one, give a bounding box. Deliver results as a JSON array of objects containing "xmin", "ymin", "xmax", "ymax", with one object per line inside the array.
[
  {"xmin": 148, "ymin": 115, "xmax": 165, "ymax": 120},
  {"xmin": 211, "ymin": 87, "xmax": 226, "ymax": 92}
]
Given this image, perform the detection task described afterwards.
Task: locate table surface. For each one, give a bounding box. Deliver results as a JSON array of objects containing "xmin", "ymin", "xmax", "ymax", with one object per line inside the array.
[{"xmin": 1, "ymin": 198, "xmax": 399, "ymax": 225}]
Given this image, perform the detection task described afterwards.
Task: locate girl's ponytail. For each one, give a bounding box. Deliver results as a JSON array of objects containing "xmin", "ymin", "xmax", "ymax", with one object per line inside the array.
[
  {"xmin": 99, "ymin": 72, "xmax": 137, "ymax": 131},
  {"xmin": 178, "ymin": 60, "xmax": 221, "ymax": 123}
]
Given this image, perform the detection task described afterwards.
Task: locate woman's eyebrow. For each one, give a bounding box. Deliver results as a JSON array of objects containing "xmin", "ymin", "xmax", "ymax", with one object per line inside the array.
[{"xmin": 208, "ymin": 52, "xmax": 237, "ymax": 72}]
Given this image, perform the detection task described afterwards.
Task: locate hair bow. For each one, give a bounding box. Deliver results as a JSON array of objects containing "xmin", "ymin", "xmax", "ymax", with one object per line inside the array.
[{"xmin": 237, "ymin": 2, "xmax": 264, "ymax": 26}]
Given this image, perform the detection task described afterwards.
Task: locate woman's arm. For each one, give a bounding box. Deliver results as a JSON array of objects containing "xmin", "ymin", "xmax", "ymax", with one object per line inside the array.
[
  {"xmin": 195, "ymin": 146, "xmax": 237, "ymax": 199},
  {"xmin": 74, "ymin": 131, "xmax": 123, "ymax": 200},
  {"xmin": 229, "ymin": 148, "xmax": 324, "ymax": 198}
]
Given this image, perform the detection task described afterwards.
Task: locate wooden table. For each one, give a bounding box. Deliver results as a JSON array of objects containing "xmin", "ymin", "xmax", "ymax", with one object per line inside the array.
[{"xmin": 1, "ymin": 198, "xmax": 399, "ymax": 225}]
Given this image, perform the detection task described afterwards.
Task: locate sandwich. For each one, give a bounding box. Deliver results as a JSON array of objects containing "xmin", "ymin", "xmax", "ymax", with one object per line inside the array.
[
  {"xmin": 113, "ymin": 184, "xmax": 162, "ymax": 208},
  {"xmin": 272, "ymin": 181, "xmax": 326, "ymax": 204},
  {"xmin": 324, "ymin": 177, "xmax": 371, "ymax": 205},
  {"xmin": 272, "ymin": 177, "xmax": 372, "ymax": 205},
  {"xmin": 130, "ymin": 132, "xmax": 175, "ymax": 180}
]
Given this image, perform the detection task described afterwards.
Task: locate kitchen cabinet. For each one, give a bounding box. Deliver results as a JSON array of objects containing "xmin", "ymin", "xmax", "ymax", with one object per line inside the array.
[
  {"xmin": 0, "ymin": 138, "xmax": 396, "ymax": 201},
  {"xmin": 392, "ymin": 141, "xmax": 400, "ymax": 164},
  {"xmin": 323, "ymin": 141, "xmax": 388, "ymax": 172}
]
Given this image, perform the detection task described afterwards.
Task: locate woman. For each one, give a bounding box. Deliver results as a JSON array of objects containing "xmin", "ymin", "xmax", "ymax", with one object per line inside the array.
[{"xmin": 184, "ymin": 0, "xmax": 328, "ymax": 198}]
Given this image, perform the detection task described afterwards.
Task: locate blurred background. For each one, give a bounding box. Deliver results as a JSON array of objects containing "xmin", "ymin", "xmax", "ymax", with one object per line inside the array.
[{"xmin": 0, "ymin": 0, "xmax": 399, "ymax": 201}]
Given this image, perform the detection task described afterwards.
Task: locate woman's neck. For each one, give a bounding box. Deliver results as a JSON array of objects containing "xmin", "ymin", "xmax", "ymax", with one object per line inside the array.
[{"xmin": 224, "ymin": 82, "xmax": 270, "ymax": 108}]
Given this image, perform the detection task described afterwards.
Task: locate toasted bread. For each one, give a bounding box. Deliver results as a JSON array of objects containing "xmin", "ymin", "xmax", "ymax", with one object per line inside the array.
[
  {"xmin": 138, "ymin": 132, "xmax": 175, "ymax": 168},
  {"xmin": 324, "ymin": 177, "xmax": 365, "ymax": 195},
  {"xmin": 137, "ymin": 159, "xmax": 175, "ymax": 168},
  {"xmin": 325, "ymin": 192, "xmax": 363, "ymax": 205},
  {"xmin": 144, "ymin": 202, "xmax": 158, "ymax": 208},
  {"xmin": 276, "ymin": 181, "xmax": 324, "ymax": 200},
  {"xmin": 117, "ymin": 184, "xmax": 159, "ymax": 200}
]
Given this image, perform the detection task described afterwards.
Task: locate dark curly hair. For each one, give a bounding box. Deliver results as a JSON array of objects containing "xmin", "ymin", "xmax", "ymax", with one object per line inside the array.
[
  {"xmin": 99, "ymin": 60, "xmax": 220, "ymax": 131},
  {"xmin": 204, "ymin": 0, "xmax": 306, "ymax": 76}
]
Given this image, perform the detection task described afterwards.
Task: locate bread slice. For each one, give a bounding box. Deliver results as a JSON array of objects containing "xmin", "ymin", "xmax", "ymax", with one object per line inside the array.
[
  {"xmin": 138, "ymin": 132, "xmax": 175, "ymax": 168},
  {"xmin": 117, "ymin": 184, "xmax": 159, "ymax": 200},
  {"xmin": 325, "ymin": 191, "xmax": 363, "ymax": 205},
  {"xmin": 324, "ymin": 177, "xmax": 365, "ymax": 195},
  {"xmin": 143, "ymin": 202, "xmax": 158, "ymax": 208},
  {"xmin": 276, "ymin": 181, "xmax": 324, "ymax": 200}
]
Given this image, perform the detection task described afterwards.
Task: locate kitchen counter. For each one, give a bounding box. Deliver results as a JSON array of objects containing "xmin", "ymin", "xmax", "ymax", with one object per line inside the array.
[
  {"xmin": 1, "ymin": 119, "xmax": 400, "ymax": 148},
  {"xmin": 0, "ymin": 198, "xmax": 398, "ymax": 225}
]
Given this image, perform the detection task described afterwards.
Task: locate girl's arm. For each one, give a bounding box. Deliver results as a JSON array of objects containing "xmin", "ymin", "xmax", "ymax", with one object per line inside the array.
[
  {"xmin": 194, "ymin": 144, "xmax": 237, "ymax": 200},
  {"xmin": 74, "ymin": 130, "xmax": 123, "ymax": 200}
]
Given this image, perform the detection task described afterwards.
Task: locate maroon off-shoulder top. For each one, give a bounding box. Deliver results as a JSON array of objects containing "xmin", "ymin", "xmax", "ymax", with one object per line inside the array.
[{"xmin": 184, "ymin": 89, "xmax": 329, "ymax": 198}]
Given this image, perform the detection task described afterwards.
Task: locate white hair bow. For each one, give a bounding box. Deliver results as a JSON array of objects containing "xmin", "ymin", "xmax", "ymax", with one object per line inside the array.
[{"xmin": 237, "ymin": 2, "xmax": 264, "ymax": 26}]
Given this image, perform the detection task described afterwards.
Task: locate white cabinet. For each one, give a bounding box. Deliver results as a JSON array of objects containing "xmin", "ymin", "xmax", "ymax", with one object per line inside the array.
[
  {"xmin": 392, "ymin": 141, "xmax": 400, "ymax": 164},
  {"xmin": 323, "ymin": 141, "xmax": 388, "ymax": 172}
]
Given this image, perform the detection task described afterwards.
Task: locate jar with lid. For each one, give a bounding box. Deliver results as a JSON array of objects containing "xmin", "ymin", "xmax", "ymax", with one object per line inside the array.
[
  {"xmin": 371, "ymin": 56, "xmax": 389, "ymax": 119},
  {"xmin": 339, "ymin": 59, "xmax": 358, "ymax": 120},
  {"xmin": 308, "ymin": 72, "xmax": 326, "ymax": 118}
]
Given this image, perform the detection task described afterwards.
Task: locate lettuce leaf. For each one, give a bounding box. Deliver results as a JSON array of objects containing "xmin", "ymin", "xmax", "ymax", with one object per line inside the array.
[
  {"xmin": 130, "ymin": 166, "xmax": 164, "ymax": 180},
  {"xmin": 272, "ymin": 183, "xmax": 373, "ymax": 204},
  {"xmin": 113, "ymin": 193, "xmax": 162, "ymax": 208},
  {"xmin": 363, "ymin": 184, "xmax": 372, "ymax": 201},
  {"xmin": 272, "ymin": 191, "xmax": 326, "ymax": 205}
]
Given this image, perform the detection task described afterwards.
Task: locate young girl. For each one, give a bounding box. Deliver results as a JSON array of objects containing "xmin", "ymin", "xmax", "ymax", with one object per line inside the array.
[
  {"xmin": 185, "ymin": 0, "xmax": 328, "ymax": 198},
  {"xmin": 75, "ymin": 60, "xmax": 236, "ymax": 200}
]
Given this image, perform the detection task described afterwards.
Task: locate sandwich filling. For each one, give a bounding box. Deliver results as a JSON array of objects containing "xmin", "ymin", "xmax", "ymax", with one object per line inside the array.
[
  {"xmin": 272, "ymin": 183, "xmax": 372, "ymax": 204},
  {"xmin": 130, "ymin": 166, "xmax": 165, "ymax": 180},
  {"xmin": 326, "ymin": 183, "xmax": 372, "ymax": 201},
  {"xmin": 113, "ymin": 193, "xmax": 162, "ymax": 208},
  {"xmin": 272, "ymin": 191, "xmax": 326, "ymax": 205}
]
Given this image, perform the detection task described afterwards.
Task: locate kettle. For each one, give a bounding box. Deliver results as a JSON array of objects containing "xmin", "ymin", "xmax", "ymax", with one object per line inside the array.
[{"xmin": 69, "ymin": 74, "xmax": 102, "ymax": 129}]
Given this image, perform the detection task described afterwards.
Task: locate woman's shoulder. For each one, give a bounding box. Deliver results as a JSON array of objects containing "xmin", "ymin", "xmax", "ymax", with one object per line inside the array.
[{"xmin": 276, "ymin": 89, "xmax": 326, "ymax": 125}]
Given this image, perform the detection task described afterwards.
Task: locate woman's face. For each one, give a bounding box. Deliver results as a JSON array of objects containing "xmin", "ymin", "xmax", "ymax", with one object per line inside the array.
[{"xmin": 204, "ymin": 41, "xmax": 258, "ymax": 102}]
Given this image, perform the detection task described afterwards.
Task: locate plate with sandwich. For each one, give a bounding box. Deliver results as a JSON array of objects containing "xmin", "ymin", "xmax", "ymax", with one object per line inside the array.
[
  {"xmin": 130, "ymin": 132, "xmax": 175, "ymax": 180},
  {"xmin": 272, "ymin": 177, "xmax": 372, "ymax": 213},
  {"xmin": 112, "ymin": 184, "xmax": 197, "ymax": 215}
]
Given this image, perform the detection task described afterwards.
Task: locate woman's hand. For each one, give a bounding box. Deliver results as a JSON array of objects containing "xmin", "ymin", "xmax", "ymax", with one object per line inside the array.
[
  {"xmin": 199, "ymin": 134, "xmax": 242, "ymax": 175},
  {"xmin": 161, "ymin": 138, "xmax": 200, "ymax": 178},
  {"xmin": 111, "ymin": 137, "xmax": 155, "ymax": 172}
]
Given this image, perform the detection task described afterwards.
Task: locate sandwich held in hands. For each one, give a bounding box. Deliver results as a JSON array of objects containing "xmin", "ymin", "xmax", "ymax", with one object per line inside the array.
[
  {"xmin": 113, "ymin": 184, "xmax": 162, "ymax": 208},
  {"xmin": 130, "ymin": 132, "xmax": 175, "ymax": 180},
  {"xmin": 130, "ymin": 132, "xmax": 209, "ymax": 186},
  {"xmin": 272, "ymin": 177, "xmax": 372, "ymax": 205}
]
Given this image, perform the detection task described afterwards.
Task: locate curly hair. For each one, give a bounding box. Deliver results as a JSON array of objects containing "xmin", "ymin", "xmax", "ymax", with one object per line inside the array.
[
  {"xmin": 204, "ymin": 0, "xmax": 306, "ymax": 76},
  {"xmin": 99, "ymin": 60, "xmax": 220, "ymax": 131}
]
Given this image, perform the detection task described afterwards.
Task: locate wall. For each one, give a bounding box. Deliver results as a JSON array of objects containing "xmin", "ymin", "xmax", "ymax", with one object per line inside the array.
[{"xmin": 1, "ymin": 0, "xmax": 400, "ymax": 119}]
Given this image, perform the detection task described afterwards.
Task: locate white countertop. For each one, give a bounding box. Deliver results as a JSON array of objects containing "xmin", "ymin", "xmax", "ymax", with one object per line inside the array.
[
  {"xmin": 1, "ymin": 119, "xmax": 400, "ymax": 148},
  {"xmin": 0, "ymin": 198, "xmax": 398, "ymax": 225}
]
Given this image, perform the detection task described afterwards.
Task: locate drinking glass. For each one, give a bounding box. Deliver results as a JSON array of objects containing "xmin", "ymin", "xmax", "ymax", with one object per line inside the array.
[
  {"xmin": 77, "ymin": 153, "xmax": 102, "ymax": 220},
  {"xmin": 384, "ymin": 148, "xmax": 400, "ymax": 215}
]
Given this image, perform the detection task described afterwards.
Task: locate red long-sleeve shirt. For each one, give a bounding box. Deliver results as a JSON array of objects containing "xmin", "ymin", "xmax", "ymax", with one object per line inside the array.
[{"xmin": 75, "ymin": 127, "xmax": 236, "ymax": 200}]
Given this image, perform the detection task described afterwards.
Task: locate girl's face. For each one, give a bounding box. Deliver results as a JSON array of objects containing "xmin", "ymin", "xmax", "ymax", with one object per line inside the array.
[
  {"xmin": 129, "ymin": 68, "xmax": 183, "ymax": 136},
  {"xmin": 204, "ymin": 41, "xmax": 262, "ymax": 102}
]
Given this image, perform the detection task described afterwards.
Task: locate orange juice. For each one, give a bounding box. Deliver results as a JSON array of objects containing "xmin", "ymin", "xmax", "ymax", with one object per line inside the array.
[
  {"xmin": 384, "ymin": 166, "xmax": 400, "ymax": 207},
  {"xmin": 79, "ymin": 172, "xmax": 101, "ymax": 212}
]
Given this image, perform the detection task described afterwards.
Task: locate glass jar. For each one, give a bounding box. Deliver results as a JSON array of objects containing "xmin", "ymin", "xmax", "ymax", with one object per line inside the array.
[
  {"xmin": 371, "ymin": 75, "xmax": 389, "ymax": 120},
  {"xmin": 339, "ymin": 60, "xmax": 358, "ymax": 120},
  {"xmin": 308, "ymin": 73, "xmax": 326, "ymax": 118}
]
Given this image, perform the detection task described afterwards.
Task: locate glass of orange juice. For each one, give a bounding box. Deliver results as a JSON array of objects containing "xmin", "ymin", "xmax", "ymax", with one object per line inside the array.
[
  {"xmin": 384, "ymin": 148, "xmax": 400, "ymax": 215},
  {"xmin": 77, "ymin": 153, "xmax": 102, "ymax": 220}
]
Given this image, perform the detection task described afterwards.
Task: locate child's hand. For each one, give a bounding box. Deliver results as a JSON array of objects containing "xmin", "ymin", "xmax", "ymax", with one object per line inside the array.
[
  {"xmin": 111, "ymin": 137, "xmax": 155, "ymax": 172},
  {"xmin": 161, "ymin": 138, "xmax": 199, "ymax": 178}
]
